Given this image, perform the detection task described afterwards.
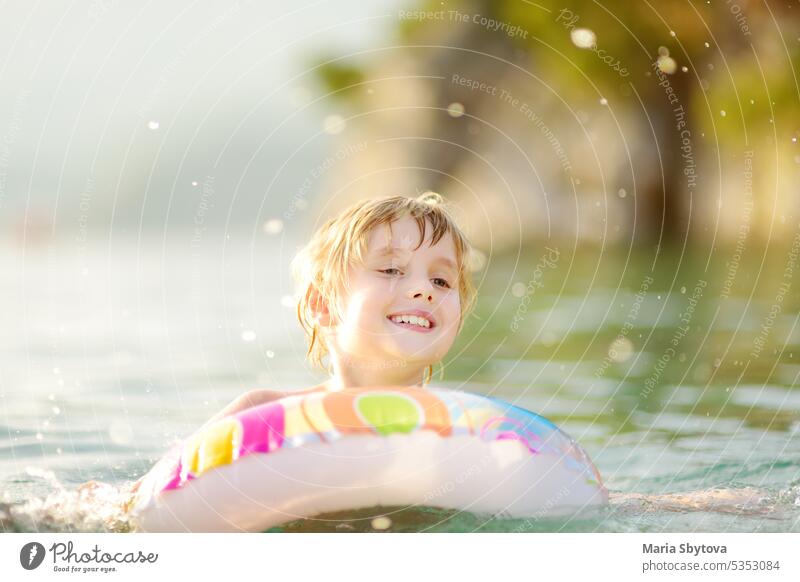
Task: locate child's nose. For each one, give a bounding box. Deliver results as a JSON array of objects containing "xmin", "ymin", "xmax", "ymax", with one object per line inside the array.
[{"xmin": 412, "ymin": 291, "xmax": 433, "ymax": 302}]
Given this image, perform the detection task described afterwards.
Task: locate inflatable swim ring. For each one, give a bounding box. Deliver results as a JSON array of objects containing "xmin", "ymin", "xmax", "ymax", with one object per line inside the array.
[{"xmin": 130, "ymin": 386, "xmax": 607, "ymax": 531}]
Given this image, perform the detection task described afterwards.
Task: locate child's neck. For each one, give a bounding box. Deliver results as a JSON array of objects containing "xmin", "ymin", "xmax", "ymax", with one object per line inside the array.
[{"xmin": 326, "ymin": 353, "xmax": 427, "ymax": 390}]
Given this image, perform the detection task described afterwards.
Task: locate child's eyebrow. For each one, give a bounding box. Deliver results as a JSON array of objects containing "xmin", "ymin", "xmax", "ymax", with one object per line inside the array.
[
  {"xmin": 430, "ymin": 256, "xmax": 457, "ymax": 271},
  {"xmin": 372, "ymin": 246, "xmax": 410, "ymax": 259},
  {"xmin": 372, "ymin": 246, "xmax": 457, "ymax": 272}
]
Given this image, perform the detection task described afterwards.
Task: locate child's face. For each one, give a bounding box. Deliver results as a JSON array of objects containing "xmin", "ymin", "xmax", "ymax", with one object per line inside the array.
[{"xmin": 330, "ymin": 216, "xmax": 462, "ymax": 372}]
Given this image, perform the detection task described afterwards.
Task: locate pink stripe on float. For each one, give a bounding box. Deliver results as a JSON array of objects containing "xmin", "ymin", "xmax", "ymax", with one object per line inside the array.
[
  {"xmin": 237, "ymin": 402, "xmax": 285, "ymax": 455},
  {"xmin": 160, "ymin": 458, "xmax": 188, "ymax": 492}
]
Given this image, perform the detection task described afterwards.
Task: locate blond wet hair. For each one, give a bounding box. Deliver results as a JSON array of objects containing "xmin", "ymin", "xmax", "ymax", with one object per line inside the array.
[{"xmin": 292, "ymin": 192, "xmax": 477, "ymax": 374}]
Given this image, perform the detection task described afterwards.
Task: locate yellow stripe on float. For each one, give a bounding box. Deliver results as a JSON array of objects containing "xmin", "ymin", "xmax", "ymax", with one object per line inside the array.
[
  {"xmin": 282, "ymin": 402, "xmax": 315, "ymax": 440},
  {"xmin": 182, "ymin": 418, "xmax": 242, "ymax": 478},
  {"xmin": 458, "ymin": 406, "xmax": 506, "ymax": 433},
  {"xmin": 302, "ymin": 391, "xmax": 335, "ymax": 435}
]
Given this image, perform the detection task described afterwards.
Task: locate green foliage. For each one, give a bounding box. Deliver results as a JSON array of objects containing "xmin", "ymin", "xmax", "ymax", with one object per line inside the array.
[
  {"xmin": 696, "ymin": 45, "xmax": 800, "ymax": 142},
  {"xmin": 314, "ymin": 59, "xmax": 366, "ymax": 99}
]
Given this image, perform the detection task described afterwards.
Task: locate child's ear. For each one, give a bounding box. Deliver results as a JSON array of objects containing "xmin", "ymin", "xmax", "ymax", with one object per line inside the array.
[{"xmin": 307, "ymin": 286, "xmax": 332, "ymax": 327}]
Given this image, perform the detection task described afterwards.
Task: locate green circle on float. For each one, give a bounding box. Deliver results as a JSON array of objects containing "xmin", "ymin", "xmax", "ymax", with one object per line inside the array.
[{"xmin": 356, "ymin": 394, "xmax": 421, "ymax": 436}]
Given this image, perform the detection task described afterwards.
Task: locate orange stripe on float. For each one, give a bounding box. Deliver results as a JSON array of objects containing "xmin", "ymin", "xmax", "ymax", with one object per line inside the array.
[
  {"xmin": 321, "ymin": 389, "xmax": 373, "ymax": 435},
  {"xmin": 409, "ymin": 389, "xmax": 452, "ymax": 436},
  {"xmin": 322, "ymin": 386, "xmax": 453, "ymax": 437}
]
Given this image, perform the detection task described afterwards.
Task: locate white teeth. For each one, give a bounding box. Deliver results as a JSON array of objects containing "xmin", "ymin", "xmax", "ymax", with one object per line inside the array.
[{"xmin": 390, "ymin": 314, "xmax": 431, "ymax": 328}]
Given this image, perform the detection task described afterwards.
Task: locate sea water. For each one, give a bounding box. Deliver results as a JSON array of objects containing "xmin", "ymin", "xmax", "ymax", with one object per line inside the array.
[{"xmin": 1, "ymin": 234, "xmax": 798, "ymax": 532}]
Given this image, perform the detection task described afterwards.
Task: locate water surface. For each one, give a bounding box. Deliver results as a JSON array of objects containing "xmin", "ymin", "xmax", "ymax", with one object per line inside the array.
[{"xmin": 1, "ymin": 234, "xmax": 798, "ymax": 532}]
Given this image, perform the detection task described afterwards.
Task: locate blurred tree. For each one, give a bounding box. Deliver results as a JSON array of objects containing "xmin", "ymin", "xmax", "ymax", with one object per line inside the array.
[{"xmin": 315, "ymin": 0, "xmax": 798, "ymax": 246}]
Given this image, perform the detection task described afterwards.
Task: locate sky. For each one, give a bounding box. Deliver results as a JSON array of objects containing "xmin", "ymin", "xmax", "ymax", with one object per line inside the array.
[{"xmin": 0, "ymin": 0, "xmax": 401, "ymax": 234}]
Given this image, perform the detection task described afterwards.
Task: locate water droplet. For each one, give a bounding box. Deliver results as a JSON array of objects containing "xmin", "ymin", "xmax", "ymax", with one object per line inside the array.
[
  {"xmin": 147, "ymin": 120, "xmax": 159, "ymax": 130},
  {"xmin": 792, "ymin": 137, "xmax": 797, "ymax": 143},
  {"xmin": 750, "ymin": 99, "xmax": 755, "ymax": 104},
  {"xmin": 511, "ymin": 282, "xmax": 526, "ymax": 298},
  {"xmin": 109, "ymin": 422, "xmax": 133, "ymax": 445},
  {"xmin": 467, "ymin": 248, "xmax": 487, "ymax": 272},
  {"xmin": 570, "ymin": 28, "xmax": 597, "ymax": 49},
  {"xmin": 447, "ymin": 102, "xmax": 465, "ymax": 117},
  {"xmin": 323, "ymin": 115, "xmax": 345, "ymax": 135},
  {"xmin": 241, "ymin": 330, "xmax": 257, "ymax": 342},
  {"xmin": 262, "ymin": 218, "xmax": 283, "ymax": 235},
  {"xmin": 536, "ymin": 331, "xmax": 555, "ymax": 347},
  {"xmin": 720, "ymin": 110, "xmax": 727, "ymax": 117},
  {"xmin": 618, "ymin": 188, "xmax": 627, "ymax": 198},
  {"xmin": 371, "ymin": 516, "xmax": 392, "ymax": 530},
  {"xmin": 681, "ymin": 66, "xmax": 689, "ymax": 73},
  {"xmin": 266, "ymin": 350, "xmax": 275, "ymax": 359},
  {"xmin": 608, "ymin": 337, "xmax": 634, "ymax": 363},
  {"xmin": 599, "ymin": 97, "xmax": 608, "ymax": 105},
  {"xmin": 656, "ymin": 56, "xmax": 677, "ymax": 74},
  {"xmin": 52, "ymin": 406, "xmax": 60, "ymax": 415},
  {"xmin": 704, "ymin": 42, "xmax": 710, "ymax": 48},
  {"xmin": 35, "ymin": 432, "xmax": 43, "ymax": 441},
  {"xmin": 680, "ymin": 286, "xmax": 686, "ymax": 294},
  {"xmin": 191, "ymin": 181, "xmax": 198, "ymax": 186},
  {"xmin": 669, "ymin": 30, "xmax": 676, "ymax": 37},
  {"xmin": 658, "ymin": 46, "xmax": 670, "ymax": 57}
]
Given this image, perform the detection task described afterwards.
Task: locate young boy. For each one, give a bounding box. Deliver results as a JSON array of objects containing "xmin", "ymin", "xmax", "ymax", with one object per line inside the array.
[{"xmin": 128, "ymin": 192, "xmax": 476, "ymax": 495}]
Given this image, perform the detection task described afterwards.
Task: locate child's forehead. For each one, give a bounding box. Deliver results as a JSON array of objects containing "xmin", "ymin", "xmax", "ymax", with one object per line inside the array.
[{"xmin": 365, "ymin": 219, "xmax": 455, "ymax": 256}]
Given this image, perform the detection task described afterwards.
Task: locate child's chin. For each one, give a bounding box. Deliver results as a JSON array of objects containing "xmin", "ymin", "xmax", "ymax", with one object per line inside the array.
[{"xmin": 387, "ymin": 345, "xmax": 438, "ymax": 364}]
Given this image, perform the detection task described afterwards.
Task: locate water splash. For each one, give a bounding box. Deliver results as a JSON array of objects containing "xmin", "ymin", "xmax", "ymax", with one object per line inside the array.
[
  {"xmin": 1, "ymin": 469, "xmax": 135, "ymax": 533},
  {"xmin": 609, "ymin": 486, "xmax": 793, "ymax": 519}
]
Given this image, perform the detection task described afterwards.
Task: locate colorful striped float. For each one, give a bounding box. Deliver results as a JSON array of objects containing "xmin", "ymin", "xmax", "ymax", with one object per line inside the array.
[{"xmin": 129, "ymin": 386, "xmax": 607, "ymax": 531}]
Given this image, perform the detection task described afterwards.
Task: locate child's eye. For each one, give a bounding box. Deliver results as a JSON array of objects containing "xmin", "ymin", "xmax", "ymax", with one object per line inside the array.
[
  {"xmin": 432, "ymin": 277, "xmax": 451, "ymax": 288},
  {"xmin": 379, "ymin": 268, "xmax": 403, "ymax": 276}
]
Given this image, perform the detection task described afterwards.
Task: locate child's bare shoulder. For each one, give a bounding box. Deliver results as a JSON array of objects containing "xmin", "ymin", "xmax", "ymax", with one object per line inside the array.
[
  {"xmin": 237, "ymin": 384, "xmax": 326, "ymax": 408},
  {"xmin": 233, "ymin": 383, "xmax": 329, "ymax": 409},
  {"xmin": 201, "ymin": 386, "xmax": 319, "ymax": 427}
]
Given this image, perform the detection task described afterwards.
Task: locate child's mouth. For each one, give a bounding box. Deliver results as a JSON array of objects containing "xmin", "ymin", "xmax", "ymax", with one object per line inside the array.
[{"xmin": 386, "ymin": 312, "xmax": 436, "ymax": 333}]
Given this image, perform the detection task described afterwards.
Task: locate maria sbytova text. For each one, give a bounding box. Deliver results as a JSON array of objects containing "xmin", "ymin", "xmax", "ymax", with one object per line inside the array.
[{"xmin": 644, "ymin": 543, "xmax": 727, "ymax": 557}]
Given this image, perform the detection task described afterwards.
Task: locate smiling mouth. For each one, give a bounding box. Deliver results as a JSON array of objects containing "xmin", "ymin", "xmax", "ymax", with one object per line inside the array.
[{"xmin": 386, "ymin": 314, "xmax": 436, "ymax": 333}]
